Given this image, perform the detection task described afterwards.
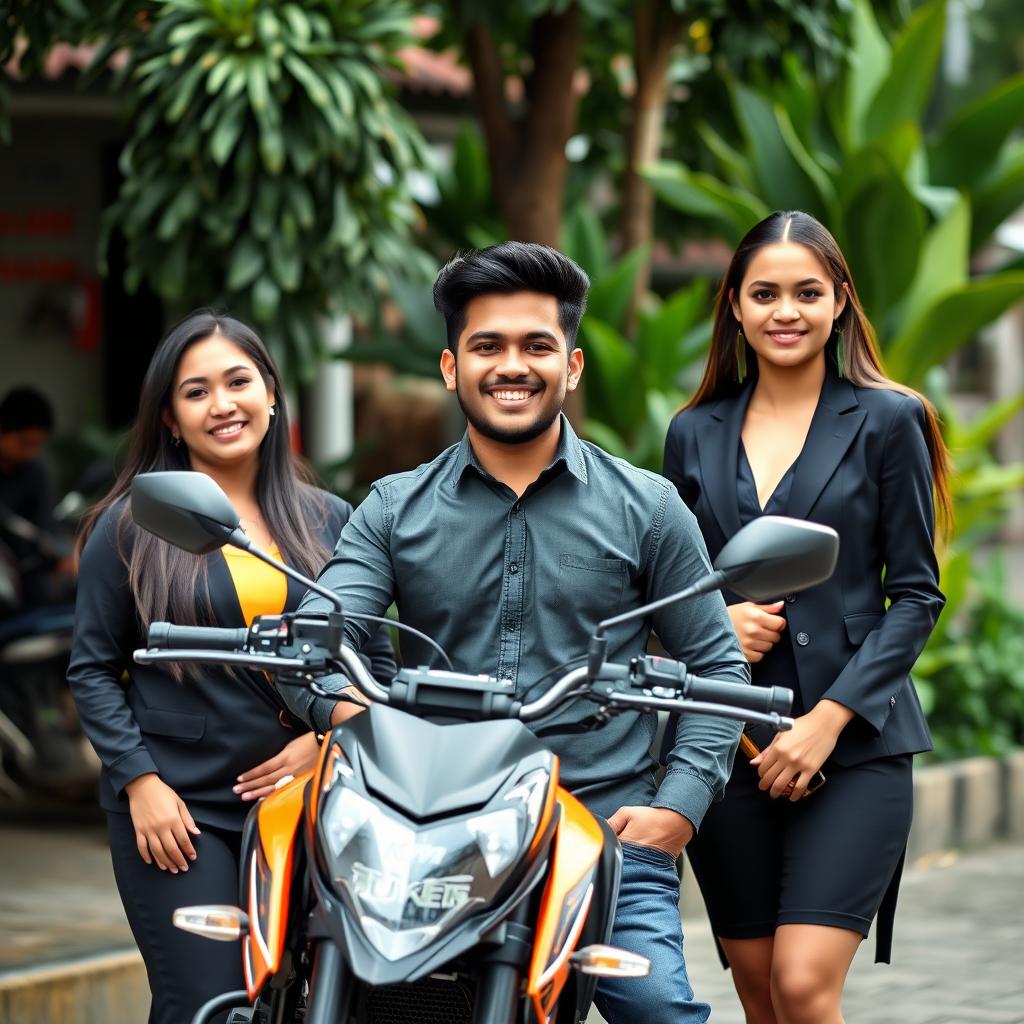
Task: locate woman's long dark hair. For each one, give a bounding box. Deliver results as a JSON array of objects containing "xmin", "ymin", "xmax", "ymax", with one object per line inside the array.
[
  {"xmin": 686, "ymin": 210, "xmax": 952, "ymax": 533},
  {"xmin": 78, "ymin": 311, "xmax": 332, "ymax": 662}
]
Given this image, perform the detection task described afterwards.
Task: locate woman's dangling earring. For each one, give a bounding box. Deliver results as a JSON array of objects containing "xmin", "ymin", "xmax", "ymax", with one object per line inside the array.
[
  {"xmin": 736, "ymin": 328, "xmax": 747, "ymax": 383},
  {"xmin": 171, "ymin": 432, "xmax": 182, "ymax": 447},
  {"xmin": 269, "ymin": 404, "xmax": 276, "ymax": 418},
  {"xmin": 834, "ymin": 324, "xmax": 846, "ymax": 379}
]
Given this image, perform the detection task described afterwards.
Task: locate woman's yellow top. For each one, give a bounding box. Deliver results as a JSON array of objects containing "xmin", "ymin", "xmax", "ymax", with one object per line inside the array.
[{"xmin": 222, "ymin": 543, "xmax": 288, "ymax": 625}]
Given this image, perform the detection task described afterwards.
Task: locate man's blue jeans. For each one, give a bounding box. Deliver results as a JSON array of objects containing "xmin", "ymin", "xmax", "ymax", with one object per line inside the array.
[{"xmin": 594, "ymin": 841, "xmax": 711, "ymax": 1024}]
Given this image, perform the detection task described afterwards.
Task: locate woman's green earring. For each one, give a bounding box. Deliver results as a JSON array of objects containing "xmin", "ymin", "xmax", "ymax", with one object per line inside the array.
[
  {"xmin": 736, "ymin": 328, "xmax": 747, "ymax": 383},
  {"xmin": 834, "ymin": 325, "xmax": 846, "ymax": 379}
]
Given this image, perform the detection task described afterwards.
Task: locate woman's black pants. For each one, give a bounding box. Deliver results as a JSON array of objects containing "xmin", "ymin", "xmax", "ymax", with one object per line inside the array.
[{"xmin": 107, "ymin": 811, "xmax": 245, "ymax": 1024}]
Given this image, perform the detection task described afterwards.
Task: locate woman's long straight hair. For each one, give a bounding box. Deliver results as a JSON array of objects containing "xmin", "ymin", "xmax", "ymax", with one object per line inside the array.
[
  {"xmin": 78, "ymin": 311, "xmax": 332, "ymax": 667},
  {"xmin": 686, "ymin": 210, "xmax": 952, "ymax": 533}
]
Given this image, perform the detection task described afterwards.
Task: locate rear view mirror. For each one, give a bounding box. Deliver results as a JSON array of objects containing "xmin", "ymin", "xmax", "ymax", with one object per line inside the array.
[
  {"xmin": 713, "ymin": 516, "xmax": 838, "ymax": 603},
  {"xmin": 131, "ymin": 472, "xmax": 243, "ymax": 555}
]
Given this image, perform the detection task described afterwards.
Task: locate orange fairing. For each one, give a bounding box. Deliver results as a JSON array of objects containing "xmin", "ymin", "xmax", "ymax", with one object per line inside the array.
[
  {"xmin": 529, "ymin": 755, "xmax": 559, "ymax": 856},
  {"xmin": 526, "ymin": 787, "xmax": 604, "ymax": 1022},
  {"xmin": 243, "ymin": 772, "xmax": 309, "ymax": 999},
  {"xmin": 307, "ymin": 732, "xmax": 337, "ymax": 825}
]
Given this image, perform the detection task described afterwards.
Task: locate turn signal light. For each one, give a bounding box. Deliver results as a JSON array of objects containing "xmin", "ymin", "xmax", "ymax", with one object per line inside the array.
[
  {"xmin": 172, "ymin": 904, "xmax": 250, "ymax": 941},
  {"xmin": 569, "ymin": 944, "xmax": 651, "ymax": 978}
]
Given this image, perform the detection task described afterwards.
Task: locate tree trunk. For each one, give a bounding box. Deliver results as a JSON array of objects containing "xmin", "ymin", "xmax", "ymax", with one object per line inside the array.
[
  {"xmin": 620, "ymin": 2, "xmax": 684, "ymax": 332},
  {"xmin": 463, "ymin": 7, "xmax": 581, "ymax": 247},
  {"xmin": 463, "ymin": 5, "xmax": 584, "ymax": 419}
]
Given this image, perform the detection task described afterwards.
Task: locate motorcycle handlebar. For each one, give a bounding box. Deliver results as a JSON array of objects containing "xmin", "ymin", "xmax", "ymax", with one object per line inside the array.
[
  {"xmin": 136, "ymin": 627, "xmax": 790, "ymax": 730},
  {"xmin": 684, "ymin": 677, "xmax": 792, "ymax": 717},
  {"xmin": 147, "ymin": 622, "xmax": 249, "ymax": 652}
]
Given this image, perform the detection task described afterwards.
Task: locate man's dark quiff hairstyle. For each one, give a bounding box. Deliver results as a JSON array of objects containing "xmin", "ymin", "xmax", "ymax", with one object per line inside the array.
[{"xmin": 432, "ymin": 241, "xmax": 590, "ymax": 353}]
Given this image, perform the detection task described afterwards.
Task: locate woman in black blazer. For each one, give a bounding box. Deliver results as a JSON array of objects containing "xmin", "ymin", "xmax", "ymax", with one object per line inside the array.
[
  {"xmin": 69, "ymin": 311, "xmax": 395, "ymax": 1024},
  {"xmin": 664, "ymin": 212, "xmax": 949, "ymax": 1024}
]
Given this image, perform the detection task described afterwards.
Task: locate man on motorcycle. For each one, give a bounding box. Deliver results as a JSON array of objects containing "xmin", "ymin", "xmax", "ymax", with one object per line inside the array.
[{"xmin": 287, "ymin": 242, "xmax": 749, "ymax": 1024}]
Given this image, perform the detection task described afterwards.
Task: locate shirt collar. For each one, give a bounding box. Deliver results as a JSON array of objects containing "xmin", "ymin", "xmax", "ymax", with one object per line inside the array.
[{"xmin": 451, "ymin": 414, "xmax": 589, "ymax": 489}]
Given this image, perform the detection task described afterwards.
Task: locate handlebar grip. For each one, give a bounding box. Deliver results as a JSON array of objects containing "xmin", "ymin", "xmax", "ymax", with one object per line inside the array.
[
  {"xmin": 146, "ymin": 622, "xmax": 249, "ymax": 652},
  {"xmin": 685, "ymin": 676, "xmax": 793, "ymax": 717}
]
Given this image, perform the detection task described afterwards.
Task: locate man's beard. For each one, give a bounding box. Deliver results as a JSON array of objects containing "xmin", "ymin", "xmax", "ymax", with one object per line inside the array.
[{"xmin": 455, "ymin": 382, "xmax": 563, "ymax": 445}]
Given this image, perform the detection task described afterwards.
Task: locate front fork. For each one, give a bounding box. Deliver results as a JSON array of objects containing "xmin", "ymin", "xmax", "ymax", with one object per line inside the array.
[
  {"xmin": 304, "ymin": 941, "xmax": 353, "ymax": 1024},
  {"xmin": 472, "ymin": 899, "xmax": 535, "ymax": 1024}
]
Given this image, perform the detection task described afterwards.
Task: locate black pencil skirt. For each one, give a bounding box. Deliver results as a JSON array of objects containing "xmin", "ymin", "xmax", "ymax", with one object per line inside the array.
[
  {"xmin": 107, "ymin": 811, "xmax": 246, "ymax": 1024},
  {"xmin": 686, "ymin": 752, "xmax": 913, "ymax": 966}
]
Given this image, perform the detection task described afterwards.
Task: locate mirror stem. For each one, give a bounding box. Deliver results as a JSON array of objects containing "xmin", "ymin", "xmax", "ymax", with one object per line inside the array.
[
  {"xmin": 596, "ymin": 569, "xmax": 729, "ymax": 637},
  {"xmin": 227, "ymin": 529, "xmax": 344, "ymax": 613}
]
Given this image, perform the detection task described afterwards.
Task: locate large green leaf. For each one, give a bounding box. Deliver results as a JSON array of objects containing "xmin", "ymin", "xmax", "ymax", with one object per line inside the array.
[
  {"xmin": 730, "ymin": 80, "xmax": 829, "ymax": 216},
  {"xmin": 449, "ymin": 120, "xmax": 490, "ymax": 210},
  {"xmin": 561, "ymin": 205, "xmax": 608, "ymax": 282},
  {"xmin": 843, "ymin": 0, "xmax": 890, "ymax": 150},
  {"xmin": 636, "ymin": 279, "xmax": 711, "ymax": 388},
  {"xmin": 929, "ymin": 73, "xmax": 1024, "ymax": 189},
  {"xmin": 970, "ymin": 141, "xmax": 1024, "ymax": 250},
  {"xmin": 897, "ymin": 194, "xmax": 969, "ymax": 333},
  {"xmin": 840, "ymin": 155, "xmax": 925, "ymax": 326},
  {"xmin": 862, "ymin": 0, "xmax": 945, "ymax": 143},
  {"xmin": 586, "ymin": 247, "xmax": 649, "ymax": 330},
  {"xmin": 695, "ymin": 122, "xmax": 757, "ymax": 194},
  {"xmin": 951, "ymin": 393, "xmax": 1024, "ymax": 452},
  {"xmin": 835, "ymin": 121, "xmax": 921, "ymax": 210},
  {"xmin": 643, "ymin": 161, "xmax": 769, "ymax": 244},
  {"xmin": 579, "ymin": 317, "xmax": 640, "ymax": 436},
  {"xmin": 886, "ymin": 272, "xmax": 1024, "ymax": 385}
]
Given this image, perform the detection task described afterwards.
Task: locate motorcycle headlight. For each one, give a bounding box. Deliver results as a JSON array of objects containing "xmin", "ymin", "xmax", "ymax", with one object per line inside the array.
[{"xmin": 318, "ymin": 768, "xmax": 550, "ymax": 961}]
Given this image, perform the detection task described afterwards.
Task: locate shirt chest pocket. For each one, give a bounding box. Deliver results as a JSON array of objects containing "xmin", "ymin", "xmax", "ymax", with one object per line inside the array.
[{"xmin": 555, "ymin": 553, "xmax": 628, "ymax": 628}]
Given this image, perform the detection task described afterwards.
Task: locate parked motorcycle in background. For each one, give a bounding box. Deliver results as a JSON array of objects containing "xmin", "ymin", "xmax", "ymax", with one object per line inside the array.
[
  {"xmin": 129, "ymin": 472, "xmax": 838, "ymax": 1024},
  {"xmin": 0, "ymin": 501, "xmax": 97, "ymax": 801}
]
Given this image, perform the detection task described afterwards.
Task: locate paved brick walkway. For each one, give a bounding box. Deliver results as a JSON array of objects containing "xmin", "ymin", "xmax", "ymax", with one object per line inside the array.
[{"xmin": 1, "ymin": 820, "xmax": 1021, "ymax": 1022}]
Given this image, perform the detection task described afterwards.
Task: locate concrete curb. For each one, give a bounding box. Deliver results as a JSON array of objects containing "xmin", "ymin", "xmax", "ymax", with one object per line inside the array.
[
  {"xmin": 0, "ymin": 950, "xmax": 147, "ymax": 1024},
  {"xmin": 909, "ymin": 750, "xmax": 1024, "ymax": 862}
]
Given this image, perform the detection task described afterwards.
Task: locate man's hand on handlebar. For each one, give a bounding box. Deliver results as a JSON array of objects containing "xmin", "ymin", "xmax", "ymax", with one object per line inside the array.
[{"xmin": 330, "ymin": 686, "xmax": 372, "ymax": 727}]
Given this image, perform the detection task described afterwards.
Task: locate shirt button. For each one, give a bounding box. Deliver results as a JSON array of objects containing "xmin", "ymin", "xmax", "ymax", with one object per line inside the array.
[
  {"xmin": 509, "ymin": 563, "xmax": 519, "ymax": 574},
  {"xmin": 785, "ymin": 593, "xmax": 797, "ymax": 604},
  {"xmin": 796, "ymin": 631, "xmax": 810, "ymax": 646},
  {"xmin": 506, "ymin": 622, "xmax": 517, "ymax": 632},
  {"xmin": 511, "ymin": 503, "xmax": 521, "ymax": 515}
]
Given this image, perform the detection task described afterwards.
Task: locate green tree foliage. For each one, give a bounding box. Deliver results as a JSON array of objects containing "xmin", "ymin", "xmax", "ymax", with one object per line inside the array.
[
  {"xmin": 645, "ymin": 0, "xmax": 1024, "ymax": 390},
  {"xmin": 3, "ymin": 0, "xmax": 433, "ymax": 381}
]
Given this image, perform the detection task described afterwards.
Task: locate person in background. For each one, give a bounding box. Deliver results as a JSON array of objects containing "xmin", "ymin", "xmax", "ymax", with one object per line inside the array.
[
  {"xmin": 68, "ymin": 311, "xmax": 396, "ymax": 1024},
  {"xmin": 0, "ymin": 386, "xmax": 58, "ymax": 608},
  {"xmin": 664, "ymin": 211, "xmax": 948, "ymax": 1024}
]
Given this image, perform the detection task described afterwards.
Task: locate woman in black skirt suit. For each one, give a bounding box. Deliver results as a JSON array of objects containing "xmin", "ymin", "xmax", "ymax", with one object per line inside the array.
[
  {"xmin": 663, "ymin": 211, "xmax": 949, "ymax": 1024},
  {"xmin": 69, "ymin": 311, "xmax": 395, "ymax": 1024}
]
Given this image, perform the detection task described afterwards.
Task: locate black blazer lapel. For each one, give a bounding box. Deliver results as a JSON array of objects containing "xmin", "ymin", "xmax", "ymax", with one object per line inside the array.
[
  {"xmin": 785, "ymin": 374, "xmax": 867, "ymax": 521},
  {"xmin": 695, "ymin": 383, "xmax": 754, "ymax": 542}
]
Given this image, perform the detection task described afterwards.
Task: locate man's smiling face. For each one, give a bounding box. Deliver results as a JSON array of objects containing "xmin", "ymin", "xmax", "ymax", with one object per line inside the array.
[{"xmin": 440, "ymin": 291, "xmax": 583, "ymax": 445}]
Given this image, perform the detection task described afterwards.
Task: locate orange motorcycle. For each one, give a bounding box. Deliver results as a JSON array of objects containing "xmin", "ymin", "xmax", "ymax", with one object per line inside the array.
[{"xmin": 130, "ymin": 472, "xmax": 837, "ymax": 1024}]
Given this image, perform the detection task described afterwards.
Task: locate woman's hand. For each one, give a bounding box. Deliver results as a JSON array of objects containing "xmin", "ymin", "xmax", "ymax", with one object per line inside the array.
[
  {"xmin": 234, "ymin": 732, "xmax": 322, "ymax": 802},
  {"xmin": 751, "ymin": 700, "xmax": 854, "ymax": 800},
  {"xmin": 727, "ymin": 601, "xmax": 787, "ymax": 663},
  {"xmin": 125, "ymin": 773, "xmax": 201, "ymax": 872}
]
